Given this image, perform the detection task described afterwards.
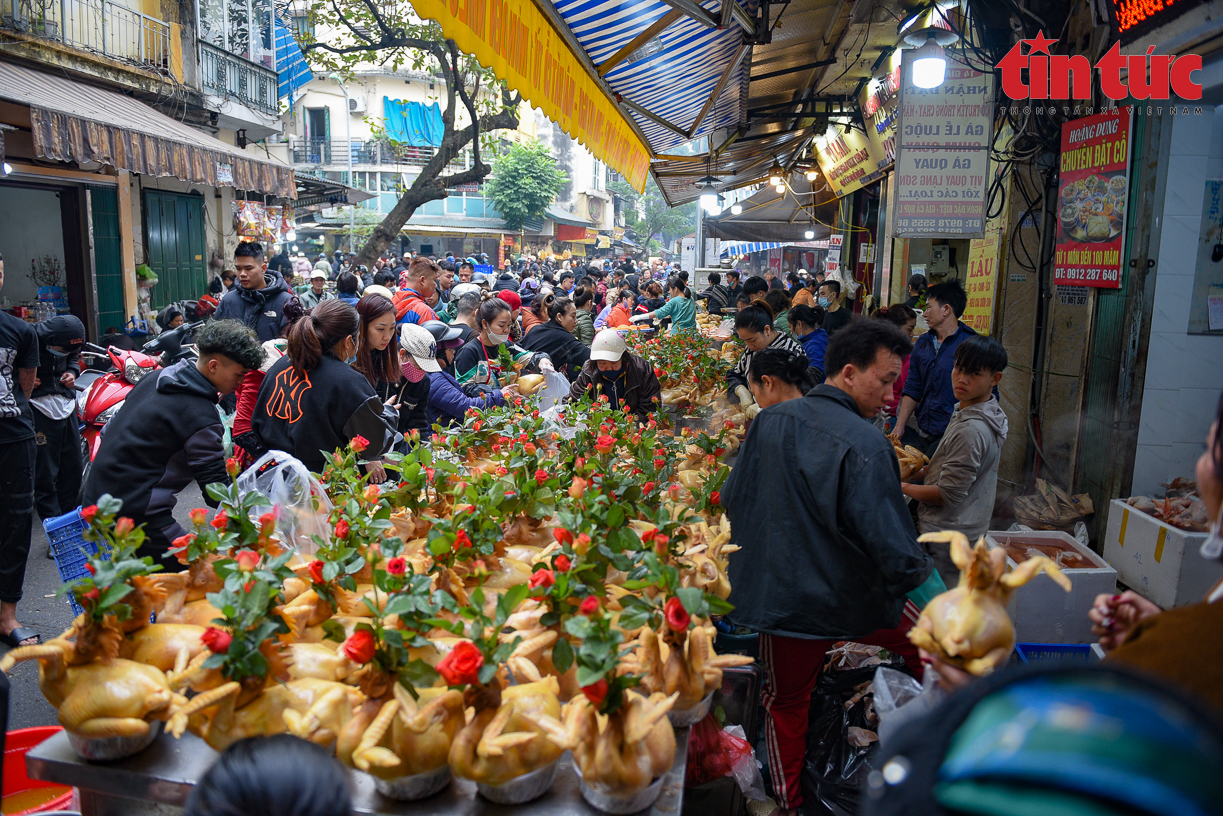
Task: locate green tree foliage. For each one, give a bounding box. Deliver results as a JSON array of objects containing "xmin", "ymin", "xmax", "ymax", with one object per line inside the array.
[
  {"xmin": 485, "ymin": 141, "xmax": 568, "ymax": 231},
  {"xmin": 608, "ymin": 177, "xmax": 696, "ymax": 253}
]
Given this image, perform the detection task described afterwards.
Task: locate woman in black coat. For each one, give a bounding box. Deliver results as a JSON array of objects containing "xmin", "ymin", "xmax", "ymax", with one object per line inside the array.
[{"xmin": 520, "ymin": 295, "xmax": 590, "ymax": 381}]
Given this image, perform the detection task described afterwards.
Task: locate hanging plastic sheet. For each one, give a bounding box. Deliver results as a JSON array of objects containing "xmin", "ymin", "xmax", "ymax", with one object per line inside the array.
[{"xmin": 383, "ymin": 98, "xmax": 444, "ymax": 147}]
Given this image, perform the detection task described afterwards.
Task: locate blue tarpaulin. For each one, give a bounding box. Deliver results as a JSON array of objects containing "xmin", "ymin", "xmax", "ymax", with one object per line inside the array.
[
  {"xmin": 383, "ymin": 99, "xmax": 444, "ymax": 146},
  {"xmin": 274, "ymin": 14, "xmax": 312, "ymax": 99}
]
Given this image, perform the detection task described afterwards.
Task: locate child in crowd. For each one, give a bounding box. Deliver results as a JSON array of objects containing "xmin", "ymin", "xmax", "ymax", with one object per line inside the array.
[{"xmin": 902, "ymin": 335, "xmax": 1008, "ymax": 586}]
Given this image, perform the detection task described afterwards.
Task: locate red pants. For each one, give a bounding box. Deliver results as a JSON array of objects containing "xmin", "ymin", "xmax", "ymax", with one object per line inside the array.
[{"xmin": 759, "ymin": 601, "xmax": 923, "ymax": 810}]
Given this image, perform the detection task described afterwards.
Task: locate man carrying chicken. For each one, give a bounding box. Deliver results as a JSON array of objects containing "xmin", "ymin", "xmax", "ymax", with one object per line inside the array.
[{"xmin": 721, "ymin": 319, "xmax": 935, "ymax": 816}]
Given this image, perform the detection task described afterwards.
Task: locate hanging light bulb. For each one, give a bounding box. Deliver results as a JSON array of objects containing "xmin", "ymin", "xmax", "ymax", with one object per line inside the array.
[
  {"xmin": 699, "ymin": 182, "xmax": 718, "ymax": 211},
  {"xmin": 805, "ymin": 168, "xmax": 818, "ymax": 182},
  {"xmin": 804, "ymin": 229, "xmax": 815, "ymax": 239},
  {"xmin": 775, "ymin": 183, "xmax": 786, "ymax": 194},
  {"xmin": 730, "ymin": 203, "xmax": 742, "ymax": 215},
  {"xmin": 768, "ymin": 161, "xmax": 784, "ymax": 187},
  {"xmin": 285, "ymin": 230, "xmax": 297, "ymax": 242},
  {"xmin": 911, "ymin": 35, "xmax": 947, "ymax": 89}
]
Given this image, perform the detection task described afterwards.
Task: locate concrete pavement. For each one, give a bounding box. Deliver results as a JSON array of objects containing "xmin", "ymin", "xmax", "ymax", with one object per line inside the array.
[{"xmin": 3, "ymin": 484, "xmax": 207, "ymax": 730}]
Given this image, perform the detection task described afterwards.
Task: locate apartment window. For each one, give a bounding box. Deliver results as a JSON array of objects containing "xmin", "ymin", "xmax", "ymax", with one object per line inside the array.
[
  {"xmin": 197, "ymin": 0, "xmax": 276, "ymax": 67},
  {"xmin": 592, "ymin": 160, "xmax": 602, "ymax": 191},
  {"xmin": 290, "ymin": 13, "xmax": 313, "ymax": 39}
]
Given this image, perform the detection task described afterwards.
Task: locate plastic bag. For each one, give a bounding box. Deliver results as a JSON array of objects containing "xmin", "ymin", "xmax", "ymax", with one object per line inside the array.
[
  {"xmin": 540, "ymin": 403, "xmax": 584, "ymax": 441},
  {"xmin": 236, "ymin": 451, "xmax": 334, "ymax": 557},
  {"xmin": 685, "ymin": 712, "xmax": 766, "ymax": 800},
  {"xmin": 872, "ymin": 666, "xmax": 944, "ymax": 748},
  {"xmin": 536, "ymin": 369, "xmax": 570, "ymax": 412}
]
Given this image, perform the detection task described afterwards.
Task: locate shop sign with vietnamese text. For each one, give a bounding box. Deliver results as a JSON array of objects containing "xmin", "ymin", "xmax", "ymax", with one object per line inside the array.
[
  {"xmin": 895, "ymin": 55, "xmax": 993, "ymax": 238},
  {"xmin": 814, "ymin": 124, "xmax": 889, "ymax": 199},
  {"xmin": 1053, "ymin": 108, "xmax": 1131, "ymax": 288},
  {"xmin": 859, "ymin": 50, "xmax": 901, "ymax": 169},
  {"xmin": 963, "ymin": 230, "xmax": 1001, "ymax": 334}
]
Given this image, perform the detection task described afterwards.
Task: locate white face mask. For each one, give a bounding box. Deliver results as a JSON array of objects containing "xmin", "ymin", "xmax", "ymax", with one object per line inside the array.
[
  {"xmin": 488, "ymin": 330, "xmax": 510, "ymax": 346},
  {"xmin": 1201, "ymin": 502, "xmax": 1223, "ymax": 561}
]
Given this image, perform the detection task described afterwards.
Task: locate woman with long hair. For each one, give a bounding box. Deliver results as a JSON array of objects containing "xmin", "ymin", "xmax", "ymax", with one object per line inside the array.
[
  {"xmin": 631, "ymin": 275, "xmax": 698, "ymax": 334},
  {"xmin": 521, "ymin": 295, "xmax": 591, "ymax": 379},
  {"xmin": 725, "ymin": 302, "xmax": 806, "ymax": 405},
  {"xmin": 424, "ymin": 320, "xmax": 515, "ymax": 427},
  {"xmin": 606, "ymin": 288, "xmax": 637, "ymax": 329},
  {"xmin": 251, "ymin": 299, "xmax": 397, "ymax": 480},
  {"xmin": 452, "ymin": 292, "xmax": 550, "ymax": 388},
  {"xmin": 353, "ymin": 294, "xmax": 431, "ymax": 445},
  {"xmin": 747, "ymin": 348, "xmax": 810, "ymax": 409}
]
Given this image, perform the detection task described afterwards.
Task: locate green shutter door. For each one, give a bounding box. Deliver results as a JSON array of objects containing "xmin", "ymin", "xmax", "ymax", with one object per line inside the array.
[
  {"xmin": 145, "ymin": 190, "xmax": 207, "ymax": 309},
  {"xmin": 88, "ymin": 185, "xmax": 125, "ymax": 338}
]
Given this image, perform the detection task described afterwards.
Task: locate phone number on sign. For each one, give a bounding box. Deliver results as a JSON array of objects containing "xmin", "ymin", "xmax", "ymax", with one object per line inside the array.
[
  {"xmin": 1056, "ymin": 267, "xmax": 1120, "ymax": 283},
  {"xmin": 898, "ymin": 218, "xmax": 982, "ymax": 232}
]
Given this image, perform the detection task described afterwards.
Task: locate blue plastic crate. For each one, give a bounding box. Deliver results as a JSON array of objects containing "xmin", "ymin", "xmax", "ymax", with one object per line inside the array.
[
  {"xmin": 44, "ymin": 508, "xmax": 108, "ymax": 617},
  {"xmin": 1013, "ymin": 643, "xmax": 1097, "ymax": 664}
]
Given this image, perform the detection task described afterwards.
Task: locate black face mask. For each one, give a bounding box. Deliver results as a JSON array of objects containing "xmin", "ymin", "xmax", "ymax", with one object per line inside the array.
[{"xmin": 44, "ymin": 346, "xmax": 70, "ymax": 374}]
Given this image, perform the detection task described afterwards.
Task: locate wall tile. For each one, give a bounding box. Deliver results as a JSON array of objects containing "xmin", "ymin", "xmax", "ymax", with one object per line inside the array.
[
  {"xmin": 1131, "ymin": 444, "xmax": 1172, "ymax": 497},
  {"xmin": 1170, "ymin": 442, "xmax": 1205, "ymax": 483},
  {"xmin": 1156, "ymin": 215, "xmax": 1203, "ymax": 279},
  {"xmin": 1141, "ymin": 333, "xmax": 1186, "ymax": 392},
  {"xmin": 1170, "ymin": 112, "xmax": 1213, "ymax": 158},
  {"xmin": 1137, "ymin": 387, "xmax": 1181, "ymax": 448},
  {"xmin": 1177, "ymin": 388, "xmax": 1219, "ymax": 446},
  {"xmin": 1163, "ymin": 155, "xmax": 1211, "ymax": 217}
]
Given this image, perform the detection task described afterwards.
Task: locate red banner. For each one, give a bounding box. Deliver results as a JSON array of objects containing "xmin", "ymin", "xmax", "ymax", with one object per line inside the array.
[{"xmin": 1053, "ymin": 109, "xmax": 1132, "ymax": 288}]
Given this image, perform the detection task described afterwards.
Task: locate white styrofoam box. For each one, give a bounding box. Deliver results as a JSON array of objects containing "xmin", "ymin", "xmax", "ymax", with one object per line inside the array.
[
  {"xmin": 984, "ymin": 530, "xmax": 1117, "ymax": 645},
  {"xmin": 1103, "ymin": 499, "xmax": 1223, "ymax": 609}
]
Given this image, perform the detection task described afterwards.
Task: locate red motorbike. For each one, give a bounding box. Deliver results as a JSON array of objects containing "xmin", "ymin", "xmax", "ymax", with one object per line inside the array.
[{"xmin": 76, "ymin": 321, "xmax": 202, "ymax": 485}]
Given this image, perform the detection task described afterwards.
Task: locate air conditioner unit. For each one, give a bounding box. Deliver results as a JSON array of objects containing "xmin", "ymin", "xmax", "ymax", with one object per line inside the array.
[{"xmin": 348, "ymin": 97, "xmax": 366, "ymax": 115}]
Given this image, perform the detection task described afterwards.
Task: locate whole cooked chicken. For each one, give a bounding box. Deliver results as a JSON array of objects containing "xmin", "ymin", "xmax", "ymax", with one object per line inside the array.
[
  {"xmin": 449, "ymin": 677, "xmax": 564, "ymax": 787},
  {"xmin": 1, "ymin": 642, "xmax": 183, "ymax": 738},
  {"xmin": 529, "ymin": 691, "xmax": 677, "ymax": 795},
  {"xmin": 630, "ymin": 625, "xmax": 752, "ymax": 711},
  {"xmin": 337, "ymin": 684, "xmax": 465, "ymax": 779},
  {"xmin": 908, "ymin": 531, "xmax": 1072, "ymax": 674}
]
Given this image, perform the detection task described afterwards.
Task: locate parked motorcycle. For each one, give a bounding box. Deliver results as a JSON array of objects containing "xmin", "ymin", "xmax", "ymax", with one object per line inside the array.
[{"xmin": 77, "ymin": 321, "xmax": 203, "ymax": 485}]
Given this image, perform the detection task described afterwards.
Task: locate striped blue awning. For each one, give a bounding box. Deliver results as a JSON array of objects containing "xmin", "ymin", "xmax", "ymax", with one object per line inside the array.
[
  {"xmin": 720, "ymin": 241, "xmax": 784, "ymax": 257},
  {"xmin": 550, "ymin": 0, "xmax": 751, "ymax": 154},
  {"xmin": 274, "ymin": 14, "xmax": 312, "ymax": 99}
]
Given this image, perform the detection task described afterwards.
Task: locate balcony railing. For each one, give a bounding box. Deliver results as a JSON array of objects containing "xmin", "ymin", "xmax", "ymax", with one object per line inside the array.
[
  {"xmin": 0, "ymin": 0, "xmax": 171, "ymax": 72},
  {"xmin": 198, "ymin": 41, "xmax": 279, "ymax": 117},
  {"xmin": 290, "ymin": 140, "xmax": 468, "ymax": 170}
]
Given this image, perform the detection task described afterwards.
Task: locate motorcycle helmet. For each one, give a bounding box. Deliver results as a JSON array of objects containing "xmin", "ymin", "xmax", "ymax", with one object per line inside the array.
[{"xmin": 420, "ymin": 319, "xmax": 464, "ymax": 349}]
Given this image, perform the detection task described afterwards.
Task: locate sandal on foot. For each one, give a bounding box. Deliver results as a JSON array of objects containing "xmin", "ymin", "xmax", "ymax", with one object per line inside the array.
[{"xmin": 0, "ymin": 627, "xmax": 41, "ymax": 647}]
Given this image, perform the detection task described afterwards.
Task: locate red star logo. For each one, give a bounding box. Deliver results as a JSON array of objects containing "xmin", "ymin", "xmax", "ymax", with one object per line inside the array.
[{"xmin": 1025, "ymin": 31, "xmax": 1057, "ymax": 55}]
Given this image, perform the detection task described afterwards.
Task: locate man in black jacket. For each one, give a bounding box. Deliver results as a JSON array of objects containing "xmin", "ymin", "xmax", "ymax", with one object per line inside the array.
[
  {"xmin": 721, "ymin": 319, "xmax": 932, "ymax": 816},
  {"xmin": 82, "ymin": 320, "xmax": 264, "ymax": 563},
  {"xmin": 213, "ymin": 242, "xmax": 293, "ymax": 342},
  {"xmin": 30, "ymin": 315, "xmax": 85, "ymax": 523}
]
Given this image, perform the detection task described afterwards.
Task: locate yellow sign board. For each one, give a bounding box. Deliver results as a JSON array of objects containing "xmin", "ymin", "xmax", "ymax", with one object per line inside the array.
[
  {"xmin": 813, "ymin": 123, "xmax": 889, "ymax": 199},
  {"xmin": 408, "ymin": 0, "xmax": 651, "ymax": 191},
  {"xmin": 964, "ymin": 229, "xmax": 1000, "ymax": 334}
]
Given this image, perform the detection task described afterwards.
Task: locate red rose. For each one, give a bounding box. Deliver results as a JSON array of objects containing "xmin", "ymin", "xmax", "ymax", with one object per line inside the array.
[
  {"xmin": 498, "ymin": 436, "xmax": 510, "ymax": 446},
  {"xmin": 335, "ymin": 519, "xmax": 350, "ymax": 539},
  {"xmin": 599, "ymin": 424, "xmax": 610, "ymax": 434},
  {"xmin": 307, "ymin": 560, "xmax": 325, "ymax": 584},
  {"xmin": 654, "ymin": 367, "xmax": 663, "ymax": 378},
  {"xmin": 211, "ymin": 510, "xmax": 229, "ymax": 530},
  {"xmin": 534, "ymin": 469, "xmax": 548, "ymax": 485},
  {"xmin": 668, "ymin": 484, "xmax": 681, "ymax": 500},
  {"xmin": 350, "ymin": 435, "xmax": 369, "ymax": 454},
  {"xmin": 226, "ymin": 457, "xmax": 241, "ymax": 477},
  {"xmin": 640, "ymin": 528, "xmax": 657, "ymax": 543},
  {"xmin": 710, "ymin": 491, "xmax": 721, "ymax": 505},
  {"xmin": 454, "ymin": 529, "xmax": 472, "ymax": 550},
  {"xmin": 473, "ymin": 420, "xmax": 483, "ymax": 431},
  {"xmin": 524, "ymin": 442, "xmax": 537, "ymax": 455},
  {"xmin": 554, "ymin": 554, "xmax": 571, "ymax": 572},
  {"xmin": 363, "ymin": 485, "xmax": 381, "ymax": 502},
  {"xmin": 437, "ymin": 640, "xmax": 484, "ymax": 687},
  {"xmin": 201, "ymin": 627, "xmax": 232, "ymax": 654},
  {"xmin": 579, "ymin": 596, "xmax": 599, "ymax": 616},
  {"xmin": 115, "ymin": 517, "xmax": 135, "ymax": 536},
  {"xmin": 528, "ymin": 568, "xmax": 556, "ymax": 590},
  {"xmin": 653, "ymin": 458, "xmax": 665, "ymax": 469},
  {"xmin": 80, "ymin": 505, "xmax": 98, "ymax": 523},
  {"xmin": 569, "ymin": 478, "xmax": 587, "ymax": 500},
  {"xmin": 665, "ymin": 597, "xmax": 690, "ymax": 632},
  {"xmin": 235, "ymin": 549, "xmax": 260, "ymax": 572},
  {"xmin": 655, "ymin": 534, "xmax": 670, "ymax": 557},
  {"xmin": 341, "ymin": 629, "xmax": 376, "ymax": 664},
  {"xmin": 259, "ymin": 511, "xmax": 277, "ymax": 532},
  {"xmin": 496, "ymin": 466, "xmax": 508, "ymax": 476},
  {"xmin": 643, "ymin": 481, "xmax": 656, "ymax": 493},
  {"xmin": 492, "ymin": 444, "xmax": 502, "ymax": 454},
  {"xmin": 575, "ymin": 456, "xmax": 585, "ymax": 470},
  {"xmin": 575, "ymin": 533, "xmax": 591, "ymax": 555},
  {"xmin": 84, "ymin": 563, "xmax": 97, "ymax": 575},
  {"xmin": 594, "ymin": 435, "xmax": 615, "ymax": 454},
  {"xmin": 81, "ymin": 587, "xmax": 100, "ymax": 608},
  {"xmin": 553, "ymin": 528, "xmax": 574, "ymax": 546},
  {"xmin": 519, "ymin": 433, "xmax": 529, "ymax": 443},
  {"xmin": 582, "ymin": 678, "xmax": 609, "ymax": 707},
  {"xmin": 386, "ymin": 557, "xmax": 407, "ymax": 576}
]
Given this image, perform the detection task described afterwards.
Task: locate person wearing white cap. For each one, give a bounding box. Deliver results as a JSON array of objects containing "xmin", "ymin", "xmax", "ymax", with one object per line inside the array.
[
  {"xmin": 393, "ymin": 323, "xmax": 441, "ymax": 443},
  {"xmin": 565, "ymin": 329, "xmax": 661, "ymax": 423},
  {"xmin": 362, "ymin": 284, "xmax": 395, "ymax": 302},
  {"xmin": 299, "ymin": 269, "xmax": 334, "ymax": 311}
]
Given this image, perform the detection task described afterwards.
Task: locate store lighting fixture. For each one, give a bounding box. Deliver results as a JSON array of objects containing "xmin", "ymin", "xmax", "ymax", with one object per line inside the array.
[
  {"xmin": 911, "ymin": 34, "xmax": 947, "ymax": 88},
  {"xmin": 291, "ymin": 244, "xmax": 299, "ymax": 252},
  {"xmin": 730, "ymin": 203, "xmax": 742, "ymax": 215},
  {"xmin": 804, "ymin": 229, "xmax": 815, "ymax": 239},
  {"xmin": 775, "ymin": 183, "xmax": 786, "ymax": 194},
  {"xmin": 699, "ymin": 182, "xmax": 719, "ymax": 211},
  {"xmin": 285, "ymin": 230, "xmax": 297, "ymax": 242},
  {"xmin": 805, "ymin": 167, "xmax": 819, "ymax": 181},
  {"xmin": 768, "ymin": 160, "xmax": 784, "ymax": 187}
]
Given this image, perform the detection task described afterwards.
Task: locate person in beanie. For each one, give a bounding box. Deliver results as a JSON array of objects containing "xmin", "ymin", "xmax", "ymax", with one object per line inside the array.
[{"xmin": 31, "ymin": 315, "xmax": 86, "ymax": 525}]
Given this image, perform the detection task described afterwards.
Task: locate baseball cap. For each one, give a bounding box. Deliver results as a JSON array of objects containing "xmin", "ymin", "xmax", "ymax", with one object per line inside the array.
[
  {"xmin": 363, "ymin": 285, "xmax": 395, "ymax": 301},
  {"xmin": 310, "ymin": 269, "xmax": 327, "ymax": 280},
  {"xmin": 590, "ymin": 329, "xmax": 627, "ymax": 362},
  {"xmin": 399, "ymin": 323, "xmax": 442, "ymax": 372}
]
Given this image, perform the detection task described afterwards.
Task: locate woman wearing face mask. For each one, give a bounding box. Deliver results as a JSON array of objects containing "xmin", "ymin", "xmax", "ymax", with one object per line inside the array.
[
  {"xmin": 422, "ymin": 320, "xmax": 513, "ymax": 428},
  {"xmin": 566, "ymin": 329, "xmax": 661, "ymax": 423},
  {"xmin": 521, "ymin": 295, "xmax": 590, "ymax": 380},
  {"xmin": 789, "ymin": 304, "xmax": 827, "ymax": 382},
  {"xmin": 452, "ymin": 292, "xmax": 551, "ymax": 388},
  {"xmin": 630, "ymin": 276, "xmax": 698, "ymax": 334},
  {"xmin": 251, "ymin": 299, "xmax": 397, "ymax": 480},
  {"xmin": 353, "ymin": 294, "xmax": 428, "ymax": 449},
  {"xmin": 1087, "ymin": 393, "xmax": 1223, "ymax": 716},
  {"xmin": 726, "ymin": 303, "xmax": 806, "ymax": 405}
]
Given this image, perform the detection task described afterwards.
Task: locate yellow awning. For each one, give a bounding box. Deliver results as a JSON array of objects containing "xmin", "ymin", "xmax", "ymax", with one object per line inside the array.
[{"xmin": 408, "ymin": 0, "xmax": 650, "ymax": 191}]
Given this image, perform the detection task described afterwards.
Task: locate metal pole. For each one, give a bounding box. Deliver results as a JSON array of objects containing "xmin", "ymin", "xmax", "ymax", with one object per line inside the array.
[
  {"xmin": 694, "ymin": 202, "xmax": 705, "ymax": 269},
  {"xmin": 343, "ymin": 84, "xmax": 353, "ymax": 253}
]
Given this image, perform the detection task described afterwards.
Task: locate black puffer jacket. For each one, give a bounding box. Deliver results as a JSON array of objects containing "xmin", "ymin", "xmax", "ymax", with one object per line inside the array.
[
  {"xmin": 722, "ymin": 384, "xmax": 932, "ymax": 639},
  {"xmin": 566, "ymin": 353, "xmax": 661, "ymax": 423},
  {"xmin": 520, "ymin": 321, "xmax": 590, "ymax": 380},
  {"xmin": 213, "ymin": 269, "xmax": 293, "ymax": 342},
  {"xmin": 82, "ymin": 360, "xmax": 227, "ymax": 525}
]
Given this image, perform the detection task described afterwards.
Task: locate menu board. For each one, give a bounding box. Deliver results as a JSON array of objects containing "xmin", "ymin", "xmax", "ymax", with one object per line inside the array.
[
  {"xmin": 1052, "ymin": 109, "xmax": 1131, "ymax": 289},
  {"xmin": 894, "ymin": 53, "xmax": 994, "ymax": 238},
  {"xmin": 963, "ymin": 229, "xmax": 1001, "ymax": 334}
]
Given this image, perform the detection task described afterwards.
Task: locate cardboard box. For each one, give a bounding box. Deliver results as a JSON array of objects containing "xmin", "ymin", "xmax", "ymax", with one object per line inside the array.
[
  {"xmin": 985, "ymin": 530, "xmax": 1117, "ymax": 644},
  {"xmin": 1103, "ymin": 499, "xmax": 1223, "ymax": 609}
]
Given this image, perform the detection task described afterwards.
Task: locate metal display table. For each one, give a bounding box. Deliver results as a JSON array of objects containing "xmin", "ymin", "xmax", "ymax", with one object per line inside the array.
[{"xmin": 27, "ymin": 727, "xmax": 689, "ymax": 816}]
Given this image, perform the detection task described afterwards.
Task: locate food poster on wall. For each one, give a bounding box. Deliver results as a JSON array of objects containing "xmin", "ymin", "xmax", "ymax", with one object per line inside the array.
[
  {"xmin": 894, "ymin": 52, "xmax": 994, "ymax": 238},
  {"xmin": 813, "ymin": 121, "xmax": 890, "ymax": 199},
  {"xmin": 860, "ymin": 49, "xmax": 901, "ymax": 169},
  {"xmin": 1053, "ymin": 108, "xmax": 1131, "ymax": 289},
  {"xmin": 963, "ymin": 229, "xmax": 1001, "ymax": 334}
]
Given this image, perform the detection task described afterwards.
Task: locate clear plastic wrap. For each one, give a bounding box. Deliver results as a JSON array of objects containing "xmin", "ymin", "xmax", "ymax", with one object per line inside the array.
[{"xmin": 235, "ymin": 451, "xmax": 334, "ymax": 556}]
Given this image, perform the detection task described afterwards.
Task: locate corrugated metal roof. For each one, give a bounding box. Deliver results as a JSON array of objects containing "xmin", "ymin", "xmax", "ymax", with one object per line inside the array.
[{"xmin": 546, "ymin": 205, "xmax": 592, "ymax": 226}]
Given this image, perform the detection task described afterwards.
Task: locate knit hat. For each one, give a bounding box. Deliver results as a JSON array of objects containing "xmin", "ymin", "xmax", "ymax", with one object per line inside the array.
[{"xmin": 497, "ymin": 290, "xmax": 522, "ymax": 310}]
